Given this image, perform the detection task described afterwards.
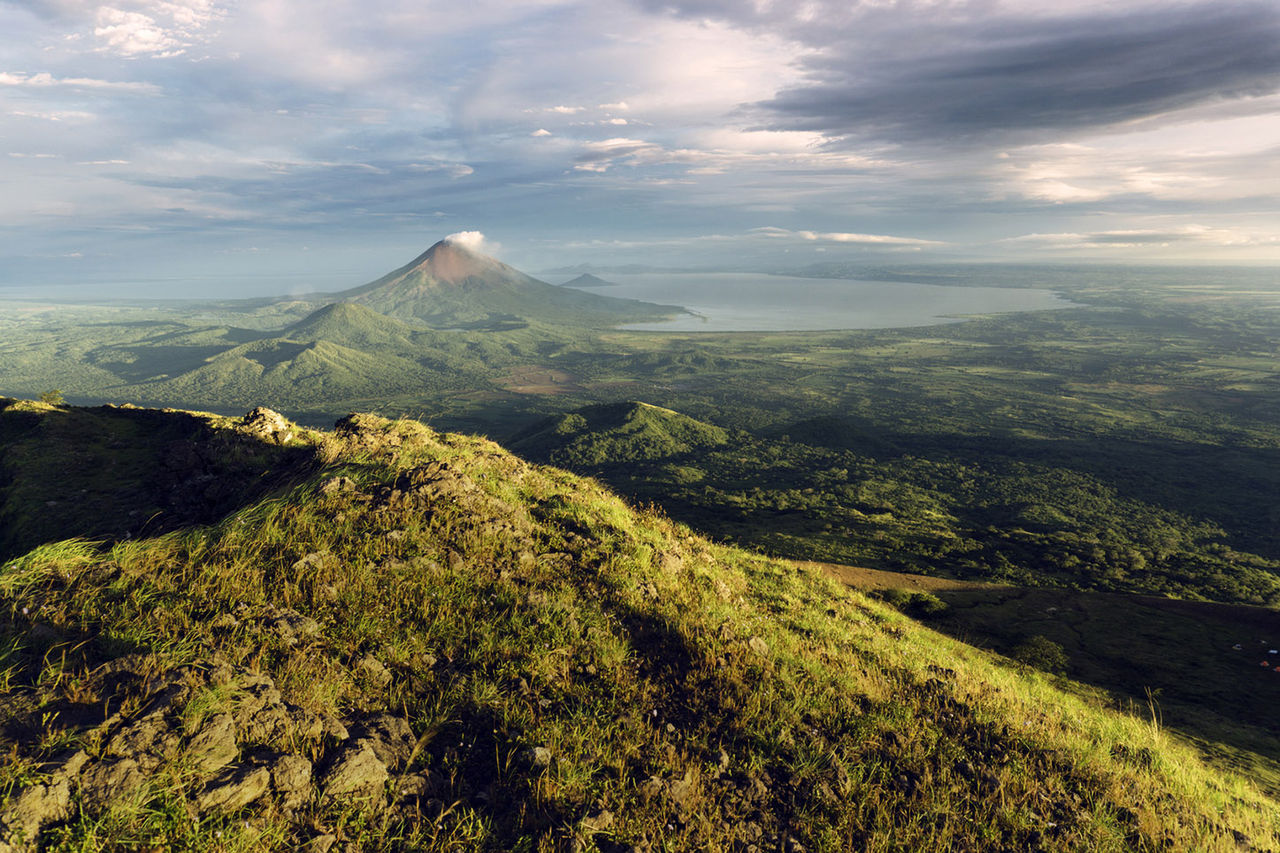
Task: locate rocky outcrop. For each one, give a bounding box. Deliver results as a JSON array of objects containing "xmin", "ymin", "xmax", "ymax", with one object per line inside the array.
[
  {"xmin": 238, "ymin": 407, "xmax": 295, "ymax": 444},
  {"xmin": 0, "ymin": 657, "xmax": 418, "ymax": 850}
]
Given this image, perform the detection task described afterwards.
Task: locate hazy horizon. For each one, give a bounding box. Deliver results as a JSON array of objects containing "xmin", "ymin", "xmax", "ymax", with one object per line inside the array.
[{"xmin": 2, "ymin": 254, "xmax": 1279, "ymax": 304}]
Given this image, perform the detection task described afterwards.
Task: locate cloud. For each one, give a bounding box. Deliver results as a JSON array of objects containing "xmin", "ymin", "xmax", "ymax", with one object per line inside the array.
[
  {"xmin": 9, "ymin": 109, "xmax": 96, "ymax": 121},
  {"xmin": 572, "ymin": 137, "xmax": 667, "ymax": 171},
  {"xmin": 3, "ymin": 0, "xmax": 1278, "ymax": 279},
  {"xmin": 443, "ymin": 230, "xmax": 493, "ymax": 253},
  {"xmin": 571, "ymin": 133, "xmax": 888, "ymax": 174},
  {"xmin": 18, "ymin": 0, "xmax": 224, "ymax": 56},
  {"xmin": 1001, "ymin": 226, "xmax": 1280, "ymax": 249},
  {"xmin": 752, "ymin": 226, "xmax": 945, "ymax": 247},
  {"xmin": 407, "ymin": 161, "xmax": 475, "ymax": 178},
  {"xmin": 0, "ymin": 71, "xmax": 159, "ymax": 92},
  {"xmin": 991, "ymin": 122, "xmax": 1280, "ymax": 206},
  {"xmin": 746, "ymin": 2, "xmax": 1280, "ymax": 145}
]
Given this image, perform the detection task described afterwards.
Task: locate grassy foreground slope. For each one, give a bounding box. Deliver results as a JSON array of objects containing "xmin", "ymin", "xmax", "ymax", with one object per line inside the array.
[{"xmin": 0, "ymin": 402, "xmax": 1277, "ymax": 851}]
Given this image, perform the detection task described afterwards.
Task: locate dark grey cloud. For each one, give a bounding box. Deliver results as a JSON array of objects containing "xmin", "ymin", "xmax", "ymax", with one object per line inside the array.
[
  {"xmin": 645, "ymin": 1, "xmax": 1280, "ymax": 145},
  {"xmin": 772, "ymin": 3, "xmax": 1280, "ymax": 143}
]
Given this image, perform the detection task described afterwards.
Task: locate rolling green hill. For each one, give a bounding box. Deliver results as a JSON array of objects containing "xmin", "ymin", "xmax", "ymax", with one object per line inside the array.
[
  {"xmin": 134, "ymin": 336, "xmax": 453, "ymax": 412},
  {"xmin": 508, "ymin": 401, "xmax": 730, "ymax": 465},
  {"xmin": 1, "ymin": 400, "xmax": 1275, "ymax": 850},
  {"xmin": 281, "ymin": 301, "xmax": 420, "ymax": 349}
]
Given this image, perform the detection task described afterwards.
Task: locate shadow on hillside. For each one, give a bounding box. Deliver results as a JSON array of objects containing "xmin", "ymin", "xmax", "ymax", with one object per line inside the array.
[
  {"xmin": 0, "ymin": 402, "xmax": 317, "ymax": 562},
  {"xmin": 90, "ymin": 345, "xmax": 254, "ymax": 383},
  {"xmin": 783, "ymin": 421, "xmax": 1280, "ymax": 559},
  {"xmin": 870, "ymin": 427, "xmax": 1280, "ymax": 555},
  {"xmin": 915, "ymin": 586, "xmax": 1280, "ymax": 793}
]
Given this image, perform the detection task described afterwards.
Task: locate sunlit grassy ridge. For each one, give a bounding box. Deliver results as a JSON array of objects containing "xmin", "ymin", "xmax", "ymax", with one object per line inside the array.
[{"xmin": 0, "ymin": 404, "xmax": 1276, "ymax": 850}]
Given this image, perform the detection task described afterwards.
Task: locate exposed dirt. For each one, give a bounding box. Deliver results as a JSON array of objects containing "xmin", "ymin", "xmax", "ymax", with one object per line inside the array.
[
  {"xmin": 499, "ymin": 366, "xmax": 584, "ymax": 395},
  {"xmin": 801, "ymin": 560, "xmax": 1003, "ymax": 593}
]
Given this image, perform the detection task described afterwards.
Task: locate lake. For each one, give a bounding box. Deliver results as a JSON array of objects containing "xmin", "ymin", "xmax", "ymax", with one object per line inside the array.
[{"xmin": 564, "ymin": 272, "xmax": 1075, "ymax": 332}]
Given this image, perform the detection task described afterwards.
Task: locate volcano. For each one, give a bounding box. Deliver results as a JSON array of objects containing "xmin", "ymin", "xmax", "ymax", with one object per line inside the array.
[{"xmin": 333, "ymin": 237, "xmax": 680, "ymax": 329}]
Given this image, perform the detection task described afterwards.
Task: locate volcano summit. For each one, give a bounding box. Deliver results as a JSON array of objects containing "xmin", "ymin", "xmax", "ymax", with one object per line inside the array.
[{"xmin": 333, "ymin": 236, "xmax": 680, "ymax": 329}]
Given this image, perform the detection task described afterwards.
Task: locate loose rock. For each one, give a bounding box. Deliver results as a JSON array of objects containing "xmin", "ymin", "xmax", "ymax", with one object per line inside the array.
[
  {"xmin": 322, "ymin": 744, "xmax": 389, "ymax": 801},
  {"xmin": 79, "ymin": 758, "xmax": 145, "ymax": 807},
  {"xmin": 185, "ymin": 713, "xmax": 239, "ymax": 774},
  {"xmin": 270, "ymin": 754, "xmax": 314, "ymax": 811},
  {"xmin": 357, "ymin": 654, "xmax": 393, "ymax": 686},
  {"xmin": 197, "ymin": 765, "xmax": 271, "ymax": 813}
]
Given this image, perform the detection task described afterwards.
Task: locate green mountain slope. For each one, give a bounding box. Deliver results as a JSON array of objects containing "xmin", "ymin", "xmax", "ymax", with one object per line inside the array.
[
  {"xmin": 148, "ymin": 337, "xmax": 440, "ymax": 408},
  {"xmin": 111, "ymin": 303, "xmax": 510, "ymax": 412},
  {"xmin": 0, "ymin": 401, "xmax": 1276, "ymax": 850},
  {"xmin": 335, "ymin": 238, "xmax": 681, "ymax": 329},
  {"xmin": 281, "ymin": 301, "xmax": 420, "ymax": 349}
]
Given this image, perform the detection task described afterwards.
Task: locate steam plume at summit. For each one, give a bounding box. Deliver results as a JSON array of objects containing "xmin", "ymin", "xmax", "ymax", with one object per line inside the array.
[{"xmin": 443, "ymin": 231, "xmax": 492, "ymax": 253}]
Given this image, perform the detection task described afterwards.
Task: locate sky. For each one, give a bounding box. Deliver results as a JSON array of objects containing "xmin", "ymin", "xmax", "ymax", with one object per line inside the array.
[{"xmin": 2, "ymin": 0, "xmax": 1279, "ymax": 295}]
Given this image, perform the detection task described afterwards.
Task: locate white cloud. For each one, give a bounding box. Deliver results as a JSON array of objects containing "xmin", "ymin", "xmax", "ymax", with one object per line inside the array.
[
  {"xmin": 0, "ymin": 71, "xmax": 158, "ymax": 92},
  {"xmin": 531, "ymin": 128, "xmax": 551, "ymax": 137},
  {"xmin": 89, "ymin": 1, "xmax": 223, "ymax": 56},
  {"xmin": 19, "ymin": 0, "xmax": 224, "ymax": 57},
  {"xmin": 407, "ymin": 161, "xmax": 474, "ymax": 178},
  {"xmin": 994, "ymin": 109, "xmax": 1280, "ymax": 205},
  {"xmin": 443, "ymin": 230, "xmax": 494, "ymax": 253},
  {"xmin": 1001, "ymin": 226, "xmax": 1280, "ymax": 250},
  {"xmin": 599, "ymin": 101, "xmax": 629, "ymax": 110},
  {"xmin": 752, "ymin": 226, "xmax": 945, "ymax": 246},
  {"xmin": 9, "ymin": 109, "xmax": 96, "ymax": 122},
  {"xmin": 571, "ymin": 133, "xmax": 890, "ymax": 175},
  {"xmin": 94, "ymin": 7, "xmax": 180, "ymax": 55}
]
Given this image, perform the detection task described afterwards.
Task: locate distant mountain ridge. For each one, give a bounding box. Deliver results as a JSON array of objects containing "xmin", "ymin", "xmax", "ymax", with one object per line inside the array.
[
  {"xmin": 559, "ymin": 273, "xmax": 618, "ymax": 288},
  {"xmin": 332, "ymin": 238, "xmax": 680, "ymax": 329}
]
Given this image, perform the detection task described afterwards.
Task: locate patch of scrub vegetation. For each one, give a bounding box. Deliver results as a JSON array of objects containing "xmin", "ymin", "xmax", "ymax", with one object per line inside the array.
[{"xmin": 0, "ymin": 403, "xmax": 1275, "ymax": 850}]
